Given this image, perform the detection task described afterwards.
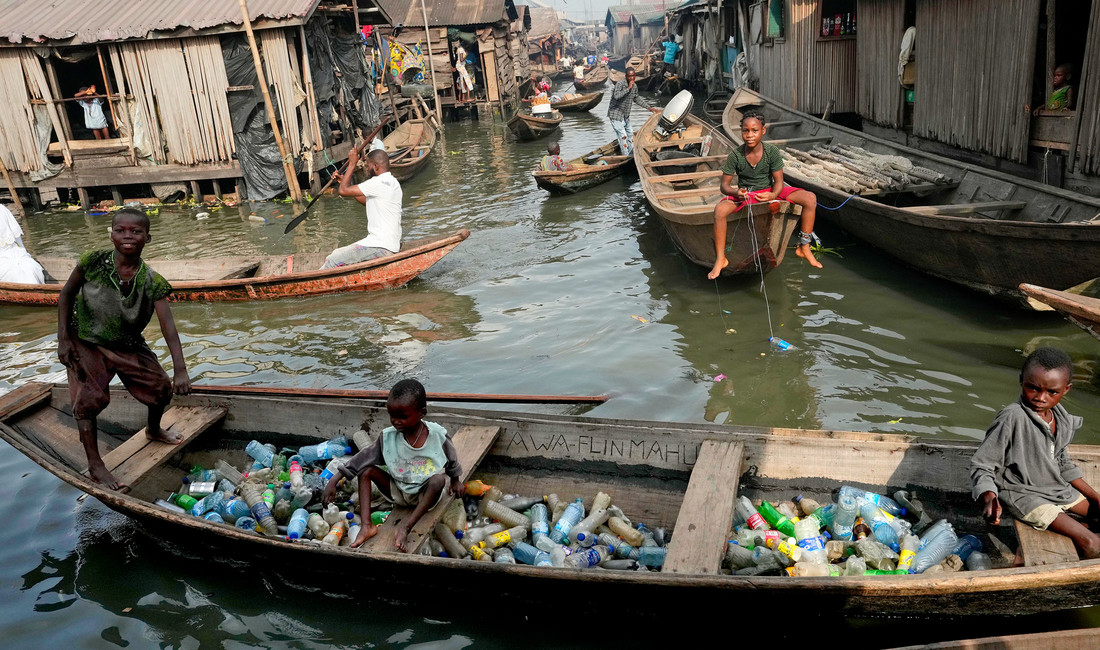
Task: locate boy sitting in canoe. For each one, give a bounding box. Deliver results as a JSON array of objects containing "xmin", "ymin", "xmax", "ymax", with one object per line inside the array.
[
  {"xmin": 56, "ymin": 208, "xmax": 191, "ymax": 490},
  {"xmin": 707, "ymin": 109, "xmax": 821, "ymax": 279},
  {"xmin": 970, "ymin": 347, "xmax": 1100, "ymax": 558},
  {"xmin": 536, "ymin": 142, "xmax": 573, "ymax": 172},
  {"xmin": 322, "ymin": 379, "xmax": 463, "ymax": 551}
]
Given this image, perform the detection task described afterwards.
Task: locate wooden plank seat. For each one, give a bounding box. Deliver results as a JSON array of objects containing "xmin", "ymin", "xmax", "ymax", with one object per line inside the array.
[
  {"xmin": 215, "ymin": 262, "xmax": 261, "ymax": 280},
  {"xmin": 96, "ymin": 405, "xmax": 227, "ymax": 489},
  {"xmin": 1014, "ymin": 519, "xmax": 1079, "ymax": 567},
  {"xmin": 358, "ymin": 424, "xmax": 502, "ymax": 554},
  {"xmin": 643, "ymin": 155, "xmax": 727, "ymax": 168},
  {"xmin": 642, "ymin": 137, "xmax": 711, "ymax": 151},
  {"xmin": 653, "ymin": 186, "xmax": 724, "ymax": 200},
  {"xmin": 648, "ymin": 170, "xmax": 726, "ymax": 184},
  {"xmin": 0, "ymin": 382, "xmax": 53, "ymax": 422},
  {"xmin": 764, "ymin": 120, "xmax": 802, "ymax": 128},
  {"xmin": 663, "ymin": 440, "xmax": 745, "ymax": 574},
  {"xmin": 900, "ymin": 200, "xmax": 1027, "ymax": 216}
]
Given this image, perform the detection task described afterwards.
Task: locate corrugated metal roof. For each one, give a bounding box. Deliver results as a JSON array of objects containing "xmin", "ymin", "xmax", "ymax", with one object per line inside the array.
[
  {"xmin": 0, "ymin": 0, "xmax": 326, "ymax": 45},
  {"xmin": 606, "ymin": 6, "xmax": 636, "ymax": 25},
  {"xmin": 378, "ymin": 0, "xmax": 518, "ymax": 28},
  {"xmin": 526, "ymin": 7, "xmax": 560, "ymax": 40}
]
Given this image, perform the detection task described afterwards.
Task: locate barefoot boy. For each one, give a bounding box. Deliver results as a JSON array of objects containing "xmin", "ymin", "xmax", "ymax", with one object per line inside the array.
[
  {"xmin": 323, "ymin": 379, "xmax": 463, "ymax": 551},
  {"xmin": 970, "ymin": 347, "xmax": 1100, "ymax": 558},
  {"xmin": 57, "ymin": 208, "xmax": 190, "ymax": 490},
  {"xmin": 708, "ymin": 109, "xmax": 821, "ymax": 279}
]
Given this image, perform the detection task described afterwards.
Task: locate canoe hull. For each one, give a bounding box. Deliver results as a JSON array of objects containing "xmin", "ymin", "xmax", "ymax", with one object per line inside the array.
[
  {"xmin": 551, "ymin": 91, "xmax": 603, "ymax": 112},
  {"xmin": 0, "ymin": 230, "xmax": 470, "ymax": 305},
  {"xmin": 1019, "ymin": 283, "xmax": 1100, "ymax": 341},
  {"xmin": 533, "ymin": 138, "xmax": 633, "ymax": 195},
  {"xmin": 507, "ymin": 112, "xmax": 562, "ymax": 141},
  {"xmin": 6, "ymin": 383, "xmax": 1100, "ymax": 618}
]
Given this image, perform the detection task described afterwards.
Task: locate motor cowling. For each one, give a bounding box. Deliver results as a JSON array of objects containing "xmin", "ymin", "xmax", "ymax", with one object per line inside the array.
[{"xmin": 654, "ymin": 90, "xmax": 694, "ymax": 139}]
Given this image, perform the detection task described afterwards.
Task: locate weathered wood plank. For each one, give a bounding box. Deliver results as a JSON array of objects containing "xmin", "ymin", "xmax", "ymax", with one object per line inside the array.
[
  {"xmin": 642, "ymin": 137, "xmax": 710, "ymax": 151},
  {"xmin": 360, "ymin": 425, "xmax": 501, "ymax": 554},
  {"xmin": 663, "ymin": 440, "xmax": 744, "ymax": 574},
  {"xmin": 643, "ymin": 155, "xmax": 727, "ymax": 168},
  {"xmin": 653, "ymin": 186, "xmax": 724, "ymax": 200},
  {"xmin": 648, "ymin": 170, "xmax": 725, "ymax": 184},
  {"xmin": 0, "ymin": 382, "xmax": 53, "ymax": 422},
  {"xmin": 1014, "ymin": 519, "xmax": 1079, "ymax": 567},
  {"xmin": 766, "ymin": 136, "xmax": 833, "ymax": 146},
  {"xmin": 892, "ymin": 627, "xmax": 1100, "ymax": 650},
  {"xmin": 900, "ymin": 200, "xmax": 1028, "ymax": 216},
  {"xmin": 100, "ymin": 406, "xmax": 226, "ymax": 488}
]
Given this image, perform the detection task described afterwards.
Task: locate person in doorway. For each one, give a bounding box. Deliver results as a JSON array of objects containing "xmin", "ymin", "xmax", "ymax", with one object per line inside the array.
[
  {"xmin": 56, "ymin": 208, "xmax": 190, "ymax": 490},
  {"xmin": 0, "ymin": 203, "xmax": 45, "ymax": 284},
  {"xmin": 1046, "ymin": 63, "xmax": 1076, "ymax": 111},
  {"xmin": 607, "ymin": 67, "xmax": 661, "ymax": 156},
  {"xmin": 661, "ymin": 36, "xmax": 681, "ymax": 76},
  {"xmin": 322, "ymin": 378, "xmax": 464, "ymax": 551},
  {"xmin": 970, "ymin": 347, "xmax": 1100, "ymax": 559},
  {"xmin": 452, "ymin": 42, "xmax": 474, "ymax": 104},
  {"xmin": 707, "ymin": 109, "xmax": 821, "ymax": 278},
  {"xmin": 74, "ymin": 85, "xmax": 110, "ymax": 139},
  {"xmin": 536, "ymin": 142, "xmax": 573, "ymax": 172},
  {"xmin": 322, "ymin": 148, "xmax": 402, "ymax": 269}
]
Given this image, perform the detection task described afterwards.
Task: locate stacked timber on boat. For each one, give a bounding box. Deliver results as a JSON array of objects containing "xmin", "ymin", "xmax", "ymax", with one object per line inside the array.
[
  {"xmin": 635, "ymin": 110, "xmax": 801, "ymax": 275},
  {"xmin": 0, "ymin": 231, "xmax": 470, "ymax": 305},
  {"xmin": 722, "ymin": 88, "xmax": 1100, "ymax": 300},
  {"xmin": 533, "ymin": 138, "xmax": 633, "ymax": 194},
  {"xmin": 1019, "ymin": 284, "xmax": 1100, "ymax": 342},
  {"xmin": 6, "ymin": 382, "xmax": 1100, "ymax": 617}
]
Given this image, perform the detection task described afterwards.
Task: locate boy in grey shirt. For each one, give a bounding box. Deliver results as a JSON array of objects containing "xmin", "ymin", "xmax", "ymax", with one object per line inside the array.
[{"xmin": 970, "ymin": 347, "xmax": 1100, "ymax": 558}]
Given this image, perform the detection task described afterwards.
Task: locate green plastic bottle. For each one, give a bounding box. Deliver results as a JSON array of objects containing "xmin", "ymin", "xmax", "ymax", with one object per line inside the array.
[
  {"xmin": 169, "ymin": 492, "xmax": 198, "ymax": 510},
  {"xmin": 864, "ymin": 569, "xmax": 909, "ymax": 575},
  {"xmin": 757, "ymin": 501, "xmax": 796, "ymax": 537},
  {"xmin": 371, "ymin": 510, "xmax": 391, "ymax": 525}
]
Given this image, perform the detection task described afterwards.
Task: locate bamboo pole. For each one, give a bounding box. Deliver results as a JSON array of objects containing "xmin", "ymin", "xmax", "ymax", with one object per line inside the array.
[
  {"xmin": 239, "ymin": 0, "xmax": 303, "ymax": 200},
  {"xmin": 299, "ymin": 26, "xmax": 324, "ymax": 152},
  {"xmin": 418, "ymin": 0, "xmax": 443, "ymax": 121},
  {"xmin": 374, "ymin": 31, "xmax": 400, "ymax": 121},
  {"xmin": 0, "ymin": 156, "xmax": 25, "ymax": 216},
  {"xmin": 351, "ymin": 0, "xmax": 362, "ymax": 39},
  {"xmin": 95, "ymin": 46, "xmax": 120, "ymax": 136},
  {"xmin": 97, "ymin": 45, "xmax": 135, "ymax": 164}
]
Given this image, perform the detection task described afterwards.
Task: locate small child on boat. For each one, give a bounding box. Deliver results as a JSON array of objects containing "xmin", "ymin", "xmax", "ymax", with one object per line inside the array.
[
  {"xmin": 970, "ymin": 347, "xmax": 1100, "ymax": 558},
  {"xmin": 56, "ymin": 208, "xmax": 191, "ymax": 490},
  {"xmin": 323, "ymin": 379, "xmax": 463, "ymax": 551},
  {"xmin": 708, "ymin": 108, "xmax": 821, "ymax": 279}
]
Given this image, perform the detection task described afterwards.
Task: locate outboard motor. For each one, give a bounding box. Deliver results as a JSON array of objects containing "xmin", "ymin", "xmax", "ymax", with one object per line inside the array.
[{"xmin": 654, "ymin": 90, "xmax": 694, "ymax": 139}]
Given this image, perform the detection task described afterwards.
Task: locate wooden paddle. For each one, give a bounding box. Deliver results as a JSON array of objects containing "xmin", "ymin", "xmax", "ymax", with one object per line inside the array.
[
  {"xmin": 283, "ymin": 117, "xmax": 390, "ymax": 234},
  {"xmin": 192, "ymin": 384, "xmax": 610, "ymax": 404}
]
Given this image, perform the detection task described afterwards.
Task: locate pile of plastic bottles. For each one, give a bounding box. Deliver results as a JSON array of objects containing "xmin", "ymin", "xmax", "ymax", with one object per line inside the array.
[
  {"xmin": 726, "ymin": 486, "xmax": 993, "ymax": 577},
  {"xmin": 152, "ymin": 433, "xmax": 378, "ymax": 547},
  {"xmin": 430, "ymin": 480, "xmax": 672, "ymax": 570}
]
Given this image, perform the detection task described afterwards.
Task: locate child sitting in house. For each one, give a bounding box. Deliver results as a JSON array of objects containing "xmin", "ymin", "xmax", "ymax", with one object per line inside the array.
[
  {"xmin": 1046, "ymin": 63, "xmax": 1075, "ymax": 111},
  {"xmin": 970, "ymin": 347, "xmax": 1100, "ymax": 558},
  {"xmin": 322, "ymin": 379, "xmax": 463, "ymax": 551},
  {"xmin": 56, "ymin": 208, "xmax": 191, "ymax": 490},
  {"xmin": 74, "ymin": 85, "xmax": 110, "ymax": 140}
]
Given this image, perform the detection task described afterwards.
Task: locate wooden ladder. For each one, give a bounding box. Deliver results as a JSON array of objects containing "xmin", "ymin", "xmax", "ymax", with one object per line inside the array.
[
  {"xmin": 95, "ymin": 405, "xmax": 227, "ymax": 489},
  {"xmin": 663, "ymin": 439, "xmax": 745, "ymax": 574},
  {"xmin": 357, "ymin": 424, "xmax": 501, "ymax": 554}
]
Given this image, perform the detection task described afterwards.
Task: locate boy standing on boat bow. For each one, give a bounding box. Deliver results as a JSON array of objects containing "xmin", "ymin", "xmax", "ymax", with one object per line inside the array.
[
  {"xmin": 56, "ymin": 208, "xmax": 191, "ymax": 490},
  {"xmin": 323, "ymin": 379, "xmax": 463, "ymax": 551},
  {"xmin": 970, "ymin": 347, "xmax": 1100, "ymax": 558}
]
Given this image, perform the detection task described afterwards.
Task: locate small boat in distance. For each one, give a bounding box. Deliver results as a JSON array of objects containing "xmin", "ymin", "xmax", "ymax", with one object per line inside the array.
[
  {"xmin": 533, "ymin": 138, "xmax": 633, "ymax": 195},
  {"xmin": 507, "ymin": 110, "xmax": 563, "ymax": 141},
  {"xmin": 573, "ymin": 64, "xmax": 608, "ymax": 91},
  {"xmin": 381, "ymin": 118, "xmax": 436, "ymax": 183},
  {"xmin": 550, "ymin": 91, "xmax": 603, "ymax": 113},
  {"xmin": 1019, "ymin": 283, "xmax": 1100, "ymax": 341},
  {"xmin": 0, "ymin": 231, "xmax": 470, "ymax": 305}
]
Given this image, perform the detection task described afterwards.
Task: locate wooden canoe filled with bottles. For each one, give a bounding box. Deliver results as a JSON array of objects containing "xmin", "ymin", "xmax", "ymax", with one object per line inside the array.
[{"xmin": 2, "ymin": 381, "xmax": 1100, "ymax": 618}]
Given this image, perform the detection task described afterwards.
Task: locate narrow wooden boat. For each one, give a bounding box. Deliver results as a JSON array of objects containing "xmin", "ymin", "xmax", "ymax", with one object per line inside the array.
[
  {"xmin": 550, "ymin": 91, "xmax": 603, "ymax": 113},
  {"xmin": 634, "ymin": 109, "xmax": 801, "ymax": 275},
  {"xmin": 5, "ymin": 381, "xmax": 1100, "ymax": 618},
  {"xmin": 1019, "ymin": 283, "xmax": 1100, "ymax": 341},
  {"xmin": 506, "ymin": 110, "xmax": 563, "ymax": 141},
  {"xmin": 573, "ymin": 64, "xmax": 608, "ymax": 91},
  {"xmin": 722, "ymin": 88, "xmax": 1100, "ymax": 300},
  {"xmin": 381, "ymin": 118, "xmax": 436, "ymax": 184},
  {"xmin": 0, "ymin": 230, "xmax": 470, "ymax": 305},
  {"xmin": 532, "ymin": 138, "xmax": 634, "ymax": 195}
]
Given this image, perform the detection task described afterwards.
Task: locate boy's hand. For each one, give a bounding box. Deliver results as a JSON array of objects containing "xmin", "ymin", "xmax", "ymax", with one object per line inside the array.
[
  {"xmin": 448, "ymin": 478, "xmax": 464, "ymax": 498},
  {"xmin": 755, "ymin": 190, "xmax": 776, "ymax": 202},
  {"xmin": 321, "ymin": 476, "xmax": 339, "ymax": 506},
  {"xmin": 735, "ymin": 188, "xmax": 749, "ymax": 200},
  {"xmin": 981, "ymin": 491, "xmax": 1002, "ymax": 524},
  {"xmin": 172, "ymin": 369, "xmax": 191, "ymax": 395}
]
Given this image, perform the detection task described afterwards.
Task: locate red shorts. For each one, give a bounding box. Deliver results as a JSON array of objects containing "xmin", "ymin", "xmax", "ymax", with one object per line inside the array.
[
  {"xmin": 66, "ymin": 338, "xmax": 172, "ymax": 420},
  {"xmin": 721, "ymin": 185, "xmax": 802, "ymax": 212}
]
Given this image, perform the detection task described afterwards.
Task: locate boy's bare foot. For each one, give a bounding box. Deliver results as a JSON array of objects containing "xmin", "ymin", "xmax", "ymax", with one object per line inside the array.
[
  {"xmin": 395, "ymin": 525, "xmax": 412, "ymax": 552},
  {"xmin": 707, "ymin": 257, "xmax": 729, "ymax": 279},
  {"xmin": 795, "ymin": 244, "xmax": 823, "ymax": 268},
  {"xmin": 146, "ymin": 427, "xmax": 184, "ymax": 444},
  {"xmin": 89, "ymin": 463, "xmax": 127, "ymax": 491},
  {"xmin": 350, "ymin": 524, "xmax": 380, "ymax": 548}
]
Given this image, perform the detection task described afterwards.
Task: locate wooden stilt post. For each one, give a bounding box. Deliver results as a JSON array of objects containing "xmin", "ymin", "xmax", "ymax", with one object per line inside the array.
[
  {"xmin": 299, "ymin": 26, "xmax": 325, "ymax": 152},
  {"xmin": 239, "ymin": 0, "xmax": 303, "ymax": 201},
  {"xmin": 375, "ymin": 31, "xmax": 400, "ymax": 121},
  {"xmin": 419, "ymin": 0, "xmax": 444, "ymax": 122},
  {"xmin": 0, "ymin": 157, "xmax": 25, "ymax": 216},
  {"xmin": 96, "ymin": 46, "xmax": 120, "ymax": 138},
  {"xmin": 111, "ymin": 186, "xmax": 122, "ymax": 206},
  {"xmin": 213, "ymin": 179, "xmax": 223, "ymax": 200}
]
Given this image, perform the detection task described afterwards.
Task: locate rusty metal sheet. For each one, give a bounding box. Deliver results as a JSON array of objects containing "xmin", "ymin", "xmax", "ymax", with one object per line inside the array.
[{"xmin": 376, "ymin": 0, "xmax": 515, "ymax": 28}]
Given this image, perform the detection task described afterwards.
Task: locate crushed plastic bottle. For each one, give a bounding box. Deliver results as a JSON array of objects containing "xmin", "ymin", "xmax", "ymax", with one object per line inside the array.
[
  {"xmin": 793, "ymin": 517, "xmax": 828, "ymax": 564},
  {"xmin": 839, "ymin": 486, "xmax": 906, "ymax": 516},
  {"xmin": 966, "ymin": 551, "xmax": 992, "ymax": 571},
  {"xmin": 911, "ymin": 526, "xmax": 958, "ymax": 574},
  {"xmin": 897, "ymin": 533, "xmax": 920, "ymax": 572},
  {"xmin": 513, "ymin": 541, "xmax": 552, "ymax": 567},
  {"xmin": 482, "ymin": 499, "xmax": 531, "ymax": 529},
  {"xmin": 245, "ymin": 440, "xmax": 275, "ymax": 468},
  {"xmin": 735, "ymin": 495, "xmax": 769, "ymax": 531},
  {"xmin": 550, "ymin": 499, "xmax": 585, "ymax": 544}
]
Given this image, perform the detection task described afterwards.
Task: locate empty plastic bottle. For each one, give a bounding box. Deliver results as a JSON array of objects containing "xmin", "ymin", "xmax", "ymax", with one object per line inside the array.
[
  {"xmin": 565, "ymin": 545, "xmax": 611, "ymax": 569},
  {"xmin": 769, "ymin": 336, "xmax": 793, "ymax": 350},
  {"xmin": 831, "ymin": 493, "xmax": 858, "ymax": 540},
  {"xmin": 897, "ymin": 533, "xmax": 920, "ymax": 572},
  {"xmin": 370, "ymin": 510, "xmax": 390, "ymax": 526},
  {"xmin": 608, "ymin": 516, "xmax": 644, "ymax": 546},
  {"xmin": 918, "ymin": 519, "xmax": 952, "ymax": 550},
  {"xmin": 301, "ymin": 512, "xmax": 330, "ymax": 537},
  {"xmin": 191, "ymin": 491, "xmax": 227, "ymax": 517},
  {"xmin": 287, "ymin": 509, "xmax": 310, "ymax": 539},
  {"xmin": 854, "ymin": 537, "xmax": 899, "ymax": 571},
  {"xmin": 952, "ymin": 535, "xmax": 982, "ymax": 563},
  {"xmin": 188, "ymin": 467, "xmax": 218, "ymax": 482},
  {"xmin": 736, "ymin": 527, "xmax": 785, "ymax": 549},
  {"xmin": 169, "ymin": 492, "xmax": 198, "ymax": 511},
  {"xmin": 530, "ymin": 503, "xmax": 549, "ymax": 539},
  {"xmin": 725, "ymin": 542, "xmax": 756, "ymax": 569},
  {"xmin": 240, "ymin": 483, "xmax": 279, "ymax": 536},
  {"xmin": 793, "ymin": 517, "xmax": 828, "ymax": 564},
  {"xmin": 844, "ymin": 555, "xmax": 867, "ymax": 576},
  {"xmin": 245, "ymin": 440, "xmax": 276, "ymax": 468},
  {"xmin": 602, "ymin": 559, "xmax": 639, "ymax": 571},
  {"xmin": 187, "ymin": 481, "xmax": 216, "ymax": 497},
  {"xmin": 223, "ymin": 497, "xmax": 250, "ymax": 524},
  {"xmin": 513, "ymin": 541, "xmax": 552, "ymax": 567},
  {"xmin": 550, "ymin": 499, "xmax": 585, "ymax": 544},
  {"xmin": 534, "ymin": 533, "xmax": 559, "ymax": 553},
  {"xmin": 569, "ymin": 507, "xmax": 609, "ymax": 546},
  {"xmin": 459, "ymin": 523, "xmax": 505, "ymax": 547},
  {"xmin": 911, "ymin": 527, "xmax": 958, "ymax": 574},
  {"xmin": 839, "ymin": 485, "xmax": 906, "ymax": 516},
  {"xmin": 298, "ymin": 440, "xmax": 352, "ymax": 464},
  {"xmin": 214, "ymin": 459, "xmax": 244, "ymax": 485},
  {"xmin": 482, "ymin": 500, "xmax": 531, "ymax": 529},
  {"xmin": 757, "ymin": 500, "xmax": 796, "ymax": 537},
  {"xmin": 787, "ymin": 562, "xmax": 840, "ymax": 577},
  {"xmin": 547, "ymin": 493, "xmax": 561, "ymax": 518},
  {"xmin": 777, "ymin": 501, "xmax": 799, "ymax": 520},
  {"xmin": 794, "ymin": 495, "xmax": 822, "ymax": 517},
  {"xmin": 809, "ymin": 504, "xmax": 836, "ymax": 530},
  {"xmin": 320, "ymin": 457, "xmax": 347, "ymax": 482},
  {"xmin": 154, "ymin": 499, "xmax": 186, "ymax": 514},
  {"xmin": 549, "ymin": 544, "xmax": 572, "ymax": 567},
  {"xmin": 859, "ymin": 501, "xmax": 900, "ymax": 551},
  {"xmin": 433, "ymin": 523, "xmax": 468, "ymax": 559},
  {"xmin": 494, "ymin": 547, "xmax": 516, "ymax": 564},
  {"xmin": 322, "ymin": 520, "xmax": 348, "ymax": 545},
  {"xmin": 261, "ymin": 485, "xmax": 275, "ymax": 507},
  {"xmin": 288, "ymin": 457, "xmax": 305, "ymax": 489},
  {"xmin": 636, "ymin": 546, "xmax": 667, "ymax": 568},
  {"xmin": 735, "ymin": 495, "xmax": 769, "ymax": 531},
  {"xmin": 966, "ymin": 551, "xmax": 992, "ymax": 571},
  {"xmin": 289, "ymin": 485, "xmax": 312, "ymax": 511},
  {"xmin": 591, "ymin": 491, "xmax": 612, "ymax": 512},
  {"xmin": 499, "ymin": 496, "xmax": 545, "ymax": 512},
  {"xmin": 274, "ymin": 482, "xmax": 294, "ymax": 503},
  {"xmin": 235, "ymin": 516, "xmax": 257, "ymax": 531}
]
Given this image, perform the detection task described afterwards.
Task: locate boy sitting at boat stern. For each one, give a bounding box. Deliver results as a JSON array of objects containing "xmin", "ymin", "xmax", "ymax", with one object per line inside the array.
[
  {"xmin": 56, "ymin": 208, "xmax": 191, "ymax": 491},
  {"xmin": 323, "ymin": 379, "xmax": 463, "ymax": 551},
  {"xmin": 969, "ymin": 347, "xmax": 1100, "ymax": 558}
]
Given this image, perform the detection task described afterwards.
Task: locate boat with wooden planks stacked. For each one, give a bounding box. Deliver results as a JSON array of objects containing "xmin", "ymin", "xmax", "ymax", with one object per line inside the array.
[
  {"xmin": 533, "ymin": 138, "xmax": 634, "ymax": 195},
  {"xmin": 634, "ymin": 106, "xmax": 802, "ymax": 275},
  {"xmin": 4, "ymin": 380, "xmax": 1100, "ymax": 617},
  {"xmin": 0, "ymin": 231, "xmax": 470, "ymax": 305},
  {"xmin": 1019, "ymin": 283, "xmax": 1100, "ymax": 341},
  {"xmin": 722, "ymin": 88, "xmax": 1100, "ymax": 301}
]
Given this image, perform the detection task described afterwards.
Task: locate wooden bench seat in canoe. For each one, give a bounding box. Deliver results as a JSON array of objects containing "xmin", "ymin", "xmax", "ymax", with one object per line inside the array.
[
  {"xmin": 1014, "ymin": 519, "xmax": 1079, "ymax": 566},
  {"xmin": 648, "ymin": 170, "xmax": 725, "ymax": 184},
  {"xmin": 663, "ymin": 440, "xmax": 745, "ymax": 574},
  {"xmin": 642, "ymin": 137, "xmax": 711, "ymax": 151},
  {"xmin": 96, "ymin": 406, "xmax": 227, "ymax": 489},
  {"xmin": 357, "ymin": 424, "xmax": 502, "ymax": 554},
  {"xmin": 643, "ymin": 155, "xmax": 727, "ymax": 168},
  {"xmin": 900, "ymin": 200, "xmax": 1027, "ymax": 216}
]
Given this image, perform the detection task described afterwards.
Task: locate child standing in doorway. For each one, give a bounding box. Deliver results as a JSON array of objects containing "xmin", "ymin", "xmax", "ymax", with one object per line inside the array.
[{"xmin": 74, "ymin": 85, "xmax": 110, "ymax": 139}]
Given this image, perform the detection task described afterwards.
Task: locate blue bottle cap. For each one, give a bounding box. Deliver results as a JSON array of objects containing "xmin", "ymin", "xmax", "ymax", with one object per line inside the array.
[
  {"xmin": 891, "ymin": 543, "xmax": 900, "ymax": 552},
  {"xmin": 440, "ymin": 551, "xmax": 448, "ymax": 558},
  {"xmin": 576, "ymin": 532, "xmax": 586, "ymax": 542},
  {"xmin": 346, "ymin": 512, "xmax": 355, "ymax": 520},
  {"xmin": 284, "ymin": 482, "xmax": 290, "ymax": 488},
  {"xmin": 345, "ymin": 446, "xmax": 353, "ymax": 455},
  {"xmin": 288, "ymin": 531, "xmax": 300, "ymax": 539},
  {"xmin": 899, "ymin": 508, "xmax": 908, "ymax": 516},
  {"xmin": 455, "ymin": 530, "xmax": 464, "ymax": 539}
]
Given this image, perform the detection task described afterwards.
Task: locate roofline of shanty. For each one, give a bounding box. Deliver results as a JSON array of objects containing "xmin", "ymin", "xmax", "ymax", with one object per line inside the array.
[
  {"xmin": 377, "ymin": 0, "xmax": 519, "ymax": 29},
  {"xmin": 0, "ymin": 0, "xmax": 394, "ymax": 48}
]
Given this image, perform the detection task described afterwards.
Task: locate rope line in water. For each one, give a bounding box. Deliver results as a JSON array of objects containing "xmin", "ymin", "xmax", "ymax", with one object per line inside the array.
[{"xmin": 816, "ymin": 193, "xmax": 857, "ymax": 211}]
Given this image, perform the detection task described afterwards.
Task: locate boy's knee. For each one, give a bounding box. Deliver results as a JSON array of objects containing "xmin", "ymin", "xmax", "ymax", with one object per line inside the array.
[
  {"xmin": 426, "ymin": 473, "xmax": 447, "ymax": 492},
  {"xmin": 1082, "ymin": 533, "xmax": 1100, "ymax": 559}
]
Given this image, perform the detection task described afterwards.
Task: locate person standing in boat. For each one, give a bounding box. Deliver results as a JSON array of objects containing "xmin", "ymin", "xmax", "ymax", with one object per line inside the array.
[
  {"xmin": 607, "ymin": 68, "xmax": 660, "ymax": 156},
  {"xmin": 970, "ymin": 347, "xmax": 1100, "ymax": 559},
  {"xmin": 56, "ymin": 208, "xmax": 191, "ymax": 490},
  {"xmin": 0, "ymin": 203, "xmax": 45, "ymax": 284},
  {"xmin": 322, "ymin": 147, "xmax": 401, "ymax": 269},
  {"xmin": 707, "ymin": 109, "xmax": 821, "ymax": 278}
]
